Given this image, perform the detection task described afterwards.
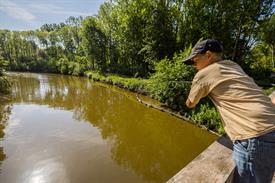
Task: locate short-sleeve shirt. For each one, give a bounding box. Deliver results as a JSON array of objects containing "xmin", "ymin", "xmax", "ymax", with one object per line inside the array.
[{"xmin": 188, "ymin": 60, "xmax": 275, "ymax": 141}]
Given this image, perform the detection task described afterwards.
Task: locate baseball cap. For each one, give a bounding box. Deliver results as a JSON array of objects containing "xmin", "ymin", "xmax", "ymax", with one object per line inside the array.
[{"xmin": 183, "ymin": 39, "xmax": 223, "ymax": 65}]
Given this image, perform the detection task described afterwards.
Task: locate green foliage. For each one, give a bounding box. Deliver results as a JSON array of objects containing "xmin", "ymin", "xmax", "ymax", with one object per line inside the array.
[
  {"xmin": 0, "ymin": 76, "xmax": 11, "ymax": 94},
  {"xmin": 0, "ymin": 54, "xmax": 11, "ymax": 94},
  {"xmin": 258, "ymin": 14, "xmax": 275, "ymax": 70},
  {"xmin": 85, "ymin": 71, "xmax": 149, "ymax": 94},
  {"xmin": 81, "ymin": 16, "xmax": 107, "ymax": 72},
  {"xmin": 1, "ymin": 1, "xmax": 274, "ymax": 77},
  {"xmin": 191, "ymin": 100, "xmax": 224, "ymax": 134},
  {"xmin": 248, "ymin": 43, "xmax": 272, "ymax": 70},
  {"xmin": 263, "ymin": 87, "xmax": 275, "ymax": 95},
  {"xmin": 56, "ymin": 57, "xmax": 69, "ymax": 74},
  {"xmin": 244, "ymin": 43, "xmax": 273, "ymax": 80},
  {"xmin": 71, "ymin": 56, "xmax": 91, "ymax": 76},
  {"xmin": 0, "ymin": 55, "xmax": 8, "ymax": 76},
  {"xmin": 259, "ymin": 14, "xmax": 275, "ymax": 48},
  {"xmin": 148, "ymin": 46, "xmax": 195, "ymax": 111}
]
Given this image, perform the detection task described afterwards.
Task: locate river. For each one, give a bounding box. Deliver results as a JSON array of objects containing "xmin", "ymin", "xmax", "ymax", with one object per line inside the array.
[{"xmin": 0, "ymin": 72, "xmax": 217, "ymax": 183}]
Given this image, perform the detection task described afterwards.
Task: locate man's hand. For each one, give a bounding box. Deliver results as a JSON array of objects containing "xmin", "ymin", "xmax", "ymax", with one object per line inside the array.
[{"xmin": 186, "ymin": 99, "xmax": 196, "ymax": 108}]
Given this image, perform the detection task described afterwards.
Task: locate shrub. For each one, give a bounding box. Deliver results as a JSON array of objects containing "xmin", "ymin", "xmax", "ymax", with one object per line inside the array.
[
  {"xmin": 263, "ymin": 87, "xmax": 275, "ymax": 95},
  {"xmin": 191, "ymin": 99, "xmax": 224, "ymax": 134},
  {"xmin": 0, "ymin": 76, "xmax": 11, "ymax": 94},
  {"xmin": 147, "ymin": 46, "xmax": 224, "ymax": 133},
  {"xmin": 85, "ymin": 71, "xmax": 149, "ymax": 94},
  {"xmin": 56, "ymin": 57, "xmax": 69, "ymax": 74},
  {"xmin": 0, "ymin": 56, "xmax": 8, "ymax": 76},
  {"xmin": 147, "ymin": 46, "xmax": 195, "ymax": 111},
  {"xmin": 85, "ymin": 46, "xmax": 225, "ymax": 133}
]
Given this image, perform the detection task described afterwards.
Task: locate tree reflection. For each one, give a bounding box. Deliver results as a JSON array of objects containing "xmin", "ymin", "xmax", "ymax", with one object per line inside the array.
[
  {"xmin": 10, "ymin": 73, "xmax": 217, "ymax": 182},
  {"xmin": 0, "ymin": 96, "xmax": 12, "ymax": 173}
]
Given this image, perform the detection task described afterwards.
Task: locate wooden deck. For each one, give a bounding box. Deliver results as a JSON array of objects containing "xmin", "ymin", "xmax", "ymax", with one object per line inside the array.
[{"xmin": 167, "ymin": 136, "xmax": 275, "ymax": 183}]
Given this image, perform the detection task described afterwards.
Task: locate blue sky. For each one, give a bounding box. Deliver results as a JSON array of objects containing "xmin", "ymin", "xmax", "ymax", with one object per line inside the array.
[{"xmin": 0, "ymin": 0, "xmax": 107, "ymax": 31}]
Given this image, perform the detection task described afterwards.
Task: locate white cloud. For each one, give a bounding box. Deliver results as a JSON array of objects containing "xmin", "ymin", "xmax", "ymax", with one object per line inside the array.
[
  {"xmin": 0, "ymin": 0, "xmax": 36, "ymax": 22},
  {"xmin": 29, "ymin": 3, "xmax": 91, "ymax": 16}
]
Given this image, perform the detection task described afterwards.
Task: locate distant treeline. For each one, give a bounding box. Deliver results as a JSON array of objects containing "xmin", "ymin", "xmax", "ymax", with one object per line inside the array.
[{"xmin": 0, "ymin": 0, "xmax": 274, "ymax": 79}]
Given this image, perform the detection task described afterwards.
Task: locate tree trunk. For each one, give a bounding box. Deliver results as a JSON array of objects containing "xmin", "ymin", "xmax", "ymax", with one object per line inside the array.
[
  {"xmin": 233, "ymin": 18, "xmax": 242, "ymax": 61},
  {"xmin": 272, "ymin": 45, "xmax": 274, "ymax": 69}
]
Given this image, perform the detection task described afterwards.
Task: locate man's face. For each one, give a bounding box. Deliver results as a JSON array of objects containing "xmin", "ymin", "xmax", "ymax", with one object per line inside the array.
[{"xmin": 192, "ymin": 53, "xmax": 210, "ymax": 71}]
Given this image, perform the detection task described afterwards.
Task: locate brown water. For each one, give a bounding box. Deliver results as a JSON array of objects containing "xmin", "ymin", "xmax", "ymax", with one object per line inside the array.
[{"xmin": 0, "ymin": 72, "xmax": 217, "ymax": 183}]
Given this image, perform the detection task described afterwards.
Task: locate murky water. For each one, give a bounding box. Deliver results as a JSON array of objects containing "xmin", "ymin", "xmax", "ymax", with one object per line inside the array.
[{"xmin": 0, "ymin": 73, "xmax": 217, "ymax": 183}]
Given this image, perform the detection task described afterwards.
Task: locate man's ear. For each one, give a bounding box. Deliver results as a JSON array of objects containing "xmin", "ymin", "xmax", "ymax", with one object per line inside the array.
[{"xmin": 205, "ymin": 51, "xmax": 212, "ymax": 60}]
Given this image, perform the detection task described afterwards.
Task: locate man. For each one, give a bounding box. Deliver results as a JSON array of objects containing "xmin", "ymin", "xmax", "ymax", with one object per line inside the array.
[{"xmin": 183, "ymin": 39, "xmax": 275, "ymax": 183}]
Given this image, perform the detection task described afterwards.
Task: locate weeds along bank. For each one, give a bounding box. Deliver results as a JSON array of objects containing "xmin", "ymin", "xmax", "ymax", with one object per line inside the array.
[
  {"xmin": 0, "ymin": 76, "xmax": 11, "ymax": 95},
  {"xmin": 85, "ymin": 49, "xmax": 275, "ymax": 135},
  {"xmin": 0, "ymin": 54, "xmax": 12, "ymax": 95},
  {"xmin": 86, "ymin": 70, "xmax": 275, "ymax": 135},
  {"xmin": 0, "ymin": 73, "xmax": 12, "ymax": 150},
  {"xmin": 85, "ymin": 51, "xmax": 226, "ymax": 134}
]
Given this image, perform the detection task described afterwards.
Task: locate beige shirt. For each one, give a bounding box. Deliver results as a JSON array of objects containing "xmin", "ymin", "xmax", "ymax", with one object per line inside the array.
[
  {"xmin": 270, "ymin": 91, "xmax": 275, "ymax": 104},
  {"xmin": 188, "ymin": 60, "xmax": 275, "ymax": 141}
]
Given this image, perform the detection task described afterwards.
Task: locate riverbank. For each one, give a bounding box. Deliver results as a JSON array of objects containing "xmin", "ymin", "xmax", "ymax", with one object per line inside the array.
[
  {"xmin": 85, "ymin": 71, "xmax": 224, "ymax": 134},
  {"xmin": 0, "ymin": 95, "xmax": 11, "ymax": 140},
  {"xmin": 85, "ymin": 71, "xmax": 150, "ymax": 95},
  {"xmin": 0, "ymin": 75, "xmax": 11, "ymax": 95},
  {"xmin": 85, "ymin": 70, "xmax": 275, "ymax": 136},
  {"xmin": 0, "ymin": 96, "xmax": 11, "ymax": 170}
]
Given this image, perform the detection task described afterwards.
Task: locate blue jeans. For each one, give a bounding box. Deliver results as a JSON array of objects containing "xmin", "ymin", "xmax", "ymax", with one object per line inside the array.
[{"xmin": 233, "ymin": 130, "xmax": 275, "ymax": 183}]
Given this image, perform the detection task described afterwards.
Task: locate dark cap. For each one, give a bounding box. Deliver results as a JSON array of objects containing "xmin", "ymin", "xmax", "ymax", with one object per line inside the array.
[{"xmin": 183, "ymin": 39, "xmax": 223, "ymax": 65}]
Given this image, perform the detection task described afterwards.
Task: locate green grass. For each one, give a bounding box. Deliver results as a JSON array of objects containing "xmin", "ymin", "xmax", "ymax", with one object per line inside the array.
[
  {"xmin": 84, "ymin": 70, "xmax": 274, "ymax": 135},
  {"xmin": 85, "ymin": 71, "xmax": 150, "ymax": 94}
]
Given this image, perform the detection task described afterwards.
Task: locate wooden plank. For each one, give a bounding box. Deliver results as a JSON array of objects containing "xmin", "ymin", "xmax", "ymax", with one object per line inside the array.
[
  {"xmin": 167, "ymin": 136, "xmax": 235, "ymax": 183},
  {"xmin": 167, "ymin": 136, "xmax": 275, "ymax": 183}
]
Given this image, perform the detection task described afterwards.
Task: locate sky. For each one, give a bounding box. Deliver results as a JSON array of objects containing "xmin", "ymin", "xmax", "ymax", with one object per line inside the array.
[{"xmin": 0, "ymin": 0, "xmax": 107, "ymax": 31}]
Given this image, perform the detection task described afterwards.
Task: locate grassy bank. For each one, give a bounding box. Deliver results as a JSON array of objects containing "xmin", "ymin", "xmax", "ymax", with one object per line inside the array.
[
  {"xmin": 85, "ymin": 70, "xmax": 274, "ymax": 135},
  {"xmin": 85, "ymin": 71, "xmax": 150, "ymax": 94},
  {"xmin": 85, "ymin": 70, "xmax": 224, "ymax": 134},
  {"xmin": 84, "ymin": 50, "xmax": 225, "ymax": 134},
  {"xmin": 85, "ymin": 71, "xmax": 149, "ymax": 95},
  {"xmin": 0, "ymin": 95, "xmax": 11, "ymax": 165},
  {"xmin": 0, "ymin": 75, "xmax": 11, "ymax": 95}
]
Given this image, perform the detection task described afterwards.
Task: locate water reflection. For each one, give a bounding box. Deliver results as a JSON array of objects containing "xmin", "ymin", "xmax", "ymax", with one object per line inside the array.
[
  {"xmin": 0, "ymin": 96, "xmax": 12, "ymax": 173},
  {"xmin": 1, "ymin": 73, "xmax": 217, "ymax": 183}
]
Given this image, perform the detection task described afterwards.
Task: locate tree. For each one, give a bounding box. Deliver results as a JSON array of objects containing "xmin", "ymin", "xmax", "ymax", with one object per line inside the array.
[
  {"xmin": 259, "ymin": 14, "xmax": 275, "ymax": 69},
  {"xmin": 97, "ymin": 2, "xmax": 120, "ymax": 72},
  {"xmin": 0, "ymin": 0, "xmax": 274, "ymax": 78},
  {"xmin": 142, "ymin": 0, "xmax": 176, "ymax": 64},
  {"xmin": 176, "ymin": 0, "xmax": 273, "ymax": 69},
  {"xmin": 0, "ymin": 53, "xmax": 8, "ymax": 76},
  {"xmin": 81, "ymin": 16, "xmax": 107, "ymax": 71}
]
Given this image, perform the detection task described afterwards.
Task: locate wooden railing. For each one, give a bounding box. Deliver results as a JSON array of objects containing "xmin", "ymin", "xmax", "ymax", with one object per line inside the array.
[{"xmin": 167, "ymin": 136, "xmax": 275, "ymax": 183}]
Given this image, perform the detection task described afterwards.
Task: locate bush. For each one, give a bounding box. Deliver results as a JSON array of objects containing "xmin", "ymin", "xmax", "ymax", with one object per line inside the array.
[
  {"xmin": 0, "ymin": 76, "xmax": 11, "ymax": 94},
  {"xmin": 0, "ymin": 56, "xmax": 8, "ymax": 76},
  {"xmin": 147, "ymin": 46, "xmax": 195, "ymax": 111},
  {"xmin": 191, "ymin": 99, "xmax": 224, "ymax": 134},
  {"xmin": 147, "ymin": 47, "xmax": 224, "ymax": 133},
  {"xmin": 85, "ymin": 71, "xmax": 149, "ymax": 94},
  {"xmin": 263, "ymin": 87, "xmax": 275, "ymax": 95},
  {"xmin": 84, "ymin": 46, "xmax": 225, "ymax": 133},
  {"xmin": 72, "ymin": 56, "xmax": 91, "ymax": 76},
  {"xmin": 56, "ymin": 57, "xmax": 69, "ymax": 74}
]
